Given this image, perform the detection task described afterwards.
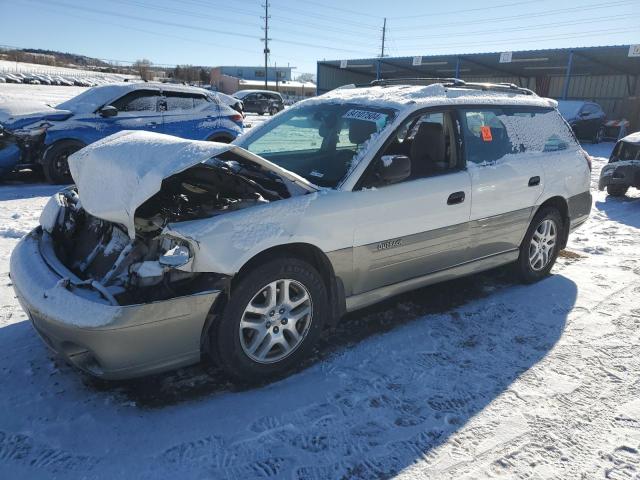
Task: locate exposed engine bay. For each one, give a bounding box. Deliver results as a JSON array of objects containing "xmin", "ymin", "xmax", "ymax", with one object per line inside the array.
[{"xmin": 43, "ymin": 155, "xmax": 294, "ymax": 305}]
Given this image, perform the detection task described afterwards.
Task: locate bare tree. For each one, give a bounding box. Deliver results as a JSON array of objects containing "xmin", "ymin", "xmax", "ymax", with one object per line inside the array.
[
  {"xmin": 296, "ymin": 73, "xmax": 316, "ymax": 84},
  {"xmin": 134, "ymin": 58, "xmax": 153, "ymax": 81}
]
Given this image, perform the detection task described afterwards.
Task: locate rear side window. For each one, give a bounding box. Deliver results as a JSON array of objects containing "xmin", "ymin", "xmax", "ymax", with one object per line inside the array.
[
  {"xmin": 460, "ymin": 108, "xmax": 577, "ymax": 165},
  {"xmin": 163, "ymin": 92, "xmax": 210, "ymax": 111},
  {"xmin": 111, "ymin": 90, "xmax": 159, "ymax": 112}
]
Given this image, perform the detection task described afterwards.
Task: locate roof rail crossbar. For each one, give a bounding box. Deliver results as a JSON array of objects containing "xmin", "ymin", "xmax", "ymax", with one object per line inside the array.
[
  {"xmin": 370, "ymin": 77, "xmax": 466, "ymax": 87},
  {"xmin": 369, "ymin": 78, "xmax": 535, "ymax": 95}
]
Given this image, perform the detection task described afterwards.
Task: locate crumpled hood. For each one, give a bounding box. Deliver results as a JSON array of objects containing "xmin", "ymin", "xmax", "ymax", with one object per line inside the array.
[
  {"xmin": 0, "ymin": 100, "xmax": 73, "ymax": 130},
  {"xmin": 68, "ymin": 130, "xmax": 317, "ymax": 238}
]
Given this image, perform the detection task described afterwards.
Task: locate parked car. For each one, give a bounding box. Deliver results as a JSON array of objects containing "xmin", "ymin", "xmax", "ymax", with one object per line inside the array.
[
  {"xmin": 556, "ymin": 100, "xmax": 606, "ymax": 143},
  {"xmin": 233, "ymin": 89, "xmax": 284, "ymax": 115},
  {"xmin": 599, "ymin": 131, "xmax": 640, "ymax": 197},
  {"xmin": 0, "ymin": 82, "xmax": 244, "ymax": 182},
  {"xmin": 215, "ymin": 91, "xmax": 244, "ymax": 115},
  {"xmin": 10, "ymin": 80, "xmax": 591, "ymax": 382}
]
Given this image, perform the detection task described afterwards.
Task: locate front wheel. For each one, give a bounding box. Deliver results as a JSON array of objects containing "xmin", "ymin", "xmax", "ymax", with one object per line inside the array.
[
  {"xmin": 209, "ymin": 257, "xmax": 329, "ymax": 383},
  {"xmin": 42, "ymin": 140, "xmax": 84, "ymax": 184},
  {"xmin": 269, "ymin": 106, "xmax": 278, "ymax": 116},
  {"xmin": 516, "ymin": 207, "xmax": 563, "ymax": 284},
  {"xmin": 606, "ymin": 184, "xmax": 628, "ymax": 197}
]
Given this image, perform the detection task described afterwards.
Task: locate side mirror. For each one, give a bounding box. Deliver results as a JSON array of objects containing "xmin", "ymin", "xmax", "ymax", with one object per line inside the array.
[
  {"xmin": 376, "ymin": 155, "xmax": 411, "ymax": 185},
  {"xmin": 99, "ymin": 105, "xmax": 118, "ymax": 118}
]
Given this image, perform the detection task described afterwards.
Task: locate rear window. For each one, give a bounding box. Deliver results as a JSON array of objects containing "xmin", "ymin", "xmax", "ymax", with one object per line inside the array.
[{"xmin": 460, "ymin": 108, "xmax": 577, "ymax": 165}]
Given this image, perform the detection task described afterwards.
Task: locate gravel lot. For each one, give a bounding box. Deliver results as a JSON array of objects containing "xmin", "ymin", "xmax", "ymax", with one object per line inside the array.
[{"xmin": 0, "ymin": 84, "xmax": 639, "ymax": 479}]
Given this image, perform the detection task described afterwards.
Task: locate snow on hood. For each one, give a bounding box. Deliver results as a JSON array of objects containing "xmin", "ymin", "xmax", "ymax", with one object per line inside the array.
[
  {"xmin": 0, "ymin": 100, "xmax": 72, "ymax": 130},
  {"xmin": 68, "ymin": 130, "xmax": 317, "ymax": 238},
  {"xmin": 621, "ymin": 131, "xmax": 640, "ymax": 145}
]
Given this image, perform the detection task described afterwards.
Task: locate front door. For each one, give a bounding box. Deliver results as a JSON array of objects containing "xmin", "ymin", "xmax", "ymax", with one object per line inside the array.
[
  {"xmin": 351, "ymin": 110, "xmax": 472, "ymax": 295},
  {"xmin": 107, "ymin": 89, "xmax": 162, "ymax": 134}
]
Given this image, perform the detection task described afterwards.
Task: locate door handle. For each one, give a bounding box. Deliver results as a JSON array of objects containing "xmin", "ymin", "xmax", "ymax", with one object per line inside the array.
[
  {"xmin": 447, "ymin": 191, "xmax": 465, "ymax": 205},
  {"xmin": 148, "ymin": 121, "xmax": 159, "ymax": 129},
  {"xmin": 528, "ymin": 176, "xmax": 541, "ymax": 187}
]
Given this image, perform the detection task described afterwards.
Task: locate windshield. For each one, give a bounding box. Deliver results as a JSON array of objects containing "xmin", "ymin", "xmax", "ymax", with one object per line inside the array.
[
  {"xmin": 236, "ymin": 102, "xmax": 396, "ymax": 188},
  {"xmin": 56, "ymin": 84, "xmax": 128, "ymax": 113},
  {"xmin": 556, "ymin": 100, "xmax": 583, "ymax": 120}
]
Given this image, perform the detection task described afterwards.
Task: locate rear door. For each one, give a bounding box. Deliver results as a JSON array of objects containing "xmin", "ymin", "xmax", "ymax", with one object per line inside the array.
[
  {"xmin": 460, "ymin": 107, "xmax": 546, "ymax": 258},
  {"xmin": 160, "ymin": 90, "xmax": 218, "ymax": 139}
]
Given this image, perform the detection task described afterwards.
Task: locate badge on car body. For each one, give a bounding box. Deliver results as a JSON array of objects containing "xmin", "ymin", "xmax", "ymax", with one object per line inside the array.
[{"xmin": 377, "ymin": 238, "xmax": 402, "ymax": 251}]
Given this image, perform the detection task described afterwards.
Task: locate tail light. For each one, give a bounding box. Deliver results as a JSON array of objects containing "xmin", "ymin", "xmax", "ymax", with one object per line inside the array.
[{"xmin": 230, "ymin": 113, "xmax": 243, "ymax": 123}]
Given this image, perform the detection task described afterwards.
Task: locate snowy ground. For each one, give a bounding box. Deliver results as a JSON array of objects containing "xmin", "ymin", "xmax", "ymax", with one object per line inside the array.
[{"xmin": 1, "ymin": 86, "xmax": 640, "ymax": 479}]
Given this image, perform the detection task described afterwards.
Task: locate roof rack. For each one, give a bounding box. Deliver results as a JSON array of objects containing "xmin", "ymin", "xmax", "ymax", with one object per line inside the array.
[
  {"xmin": 370, "ymin": 77, "xmax": 466, "ymax": 87},
  {"xmin": 370, "ymin": 77, "xmax": 536, "ymax": 96}
]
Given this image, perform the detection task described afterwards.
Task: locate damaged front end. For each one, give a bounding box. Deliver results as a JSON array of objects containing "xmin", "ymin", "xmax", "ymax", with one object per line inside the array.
[
  {"xmin": 599, "ymin": 139, "xmax": 640, "ymax": 191},
  {"xmin": 0, "ymin": 123, "xmax": 49, "ymax": 175},
  {"xmin": 10, "ymin": 131, "xmax": 317, "ymax": 378}
]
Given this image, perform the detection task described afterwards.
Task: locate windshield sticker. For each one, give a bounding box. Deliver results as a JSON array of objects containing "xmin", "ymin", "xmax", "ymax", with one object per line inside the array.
[
  {"xmin": 343, "ymin": 109, "xmax": 388, "ymax": 130},
  {"xmin": 481, "ymin": 126, "xmax": 493, "ymax": 142},
  {"xmin": 309, "ymin": 170, "xmax": 324, "ymax": 178}
]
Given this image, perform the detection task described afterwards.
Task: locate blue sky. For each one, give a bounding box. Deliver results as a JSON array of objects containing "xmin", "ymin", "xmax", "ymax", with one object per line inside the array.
[{"xmin": 1, "ymin": 0, "xmax": 637, "ymax": 77}]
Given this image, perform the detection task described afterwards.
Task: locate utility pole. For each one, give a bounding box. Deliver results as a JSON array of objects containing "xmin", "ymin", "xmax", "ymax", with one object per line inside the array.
[
  {"xmin": 262, "ymin": 1, "xmax": 270, "ymax": 90},
  {"xmin": 380, "ymin": 17, "xmax": 387, "ymax": 58}
]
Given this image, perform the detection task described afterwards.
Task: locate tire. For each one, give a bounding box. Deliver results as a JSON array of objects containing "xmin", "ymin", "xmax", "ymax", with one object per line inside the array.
[
  {"xmin": 593, "ymin": 127, "xmax": 604, "ymax": 144},
  {"xmin": 42, "ymin": 140, "xmax": 84, "ymax": 184},
  {"xmin": 206, "ymin": 135, "xmax": 232, "ymax": 144},
  {"xmin": 516, "ymin": 207, "xmax": 563, "ymax": 284},
  {"xmin": 607, "ymin": 184, "xmax": 628, "ymax": 197},
  {"xmin": 209, "ymin": 257, "xmax": 329, "ymax": 383},
  {"xmin": 258, "ymin": 111, "xmax": 265, "ymax": 116},
  {"xmin": 269, "ymin": 106, "xmax": 278, "ymax": 116}
]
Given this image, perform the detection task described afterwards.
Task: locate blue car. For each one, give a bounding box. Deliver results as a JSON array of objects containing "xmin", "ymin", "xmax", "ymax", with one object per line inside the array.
[{"xmin": 0, "ymin": 82, "xmax": 244, "ymax": 183}]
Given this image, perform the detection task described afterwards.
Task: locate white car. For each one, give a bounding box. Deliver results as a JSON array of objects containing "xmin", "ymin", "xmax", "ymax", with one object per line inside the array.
[{"xmin": 10, "ymin": 80, "xmax": 592, "ymax": 382}]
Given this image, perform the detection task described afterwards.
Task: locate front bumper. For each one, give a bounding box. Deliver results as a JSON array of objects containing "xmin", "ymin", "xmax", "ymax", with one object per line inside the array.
[
  {"xmin": 599, "ymin": 161, "xmax": 640, "ymax": 190},
  {"xmin": 10, "ymin": 230, "xmax": 220, "ymax": 379}
]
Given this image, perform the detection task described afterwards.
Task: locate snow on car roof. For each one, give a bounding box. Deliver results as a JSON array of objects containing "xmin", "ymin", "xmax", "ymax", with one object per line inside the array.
[
  {"xmin": 306, "ymin": 83, "xmax": 557, "ymax": 112},
  {"xmin": 55, "ymin": 82, "xmax": 212, "ymax": 113}
]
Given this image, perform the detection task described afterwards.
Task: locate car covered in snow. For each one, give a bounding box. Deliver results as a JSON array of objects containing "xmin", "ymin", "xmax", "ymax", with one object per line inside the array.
[
  {"xmin": 0, "ymin": 82, "xmax": 244, "ymax": 183},
  {"xmin": 10, "ymin": 79, "xmax": 592, "ymax": 382},
  {"xmin": 599, "ymin": 131, "xmax": 640, "ymax": 197}
]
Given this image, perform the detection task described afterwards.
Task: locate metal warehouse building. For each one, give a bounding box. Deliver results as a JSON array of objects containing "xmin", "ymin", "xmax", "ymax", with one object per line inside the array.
[{"xmin": 317, "ymin": 45, "xmax": 640, "ymax": 128}]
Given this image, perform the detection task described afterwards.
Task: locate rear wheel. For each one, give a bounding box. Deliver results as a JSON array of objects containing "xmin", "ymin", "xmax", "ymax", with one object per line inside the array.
[
  {"xmin": 42, "ymin": 140, "xmax": 84, "ymax": 184},
  {"xmin": 607, "ymin": 184, "xmax": 628, "ymax": 197},
  {"xmin": 516, "ymin": 207, "xmax": 562, "ymax": 284},
  {"xmin": 593, "ymin": 127, "xmax": 604, "ymax": 143},
  {"xmin": 206, "ymin": 134, "xmax": 232, "ymax": 144},
  {"xmin": 209, "ymin": 257, "xmax": 328, "ymax": 383}
]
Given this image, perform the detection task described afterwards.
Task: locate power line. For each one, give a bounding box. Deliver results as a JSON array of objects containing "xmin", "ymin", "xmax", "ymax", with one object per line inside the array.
[
  {"xmin": 281, "ymin": 0, "xmax": 383, "ymax": 20},
  {"xmin": 395, "ymin": 0, "xmax": 635, "ymax": 31},
  {"xmin": 399, "ymin": 27, "xmax": 637, "ymax": 52},
  {"xmin": 391, "ymin": 14, "xmax": 632, "ymax": 42},
  {"xmin": 389, "ymin": 0, "xmax": 542, "ymax": 20},
  {"xmin": 26, "ymin": 0, "xmax": 373, "ymax": 55}
]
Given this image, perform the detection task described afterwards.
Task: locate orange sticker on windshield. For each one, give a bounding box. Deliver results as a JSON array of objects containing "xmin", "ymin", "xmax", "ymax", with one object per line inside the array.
[{"xmin": 481, "ymin": 126, "xmax": 493, "ymax": 142}]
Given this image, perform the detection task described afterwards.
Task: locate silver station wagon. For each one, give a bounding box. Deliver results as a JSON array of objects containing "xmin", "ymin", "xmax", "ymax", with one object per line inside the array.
[{"xmin": 10, "ymin": 79, "xmax": 592, "ymax": 382}]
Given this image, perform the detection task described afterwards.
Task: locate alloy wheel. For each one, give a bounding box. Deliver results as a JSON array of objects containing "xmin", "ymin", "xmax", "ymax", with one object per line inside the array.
[
  {"xmin": 239, "ymin": 279, "xmax": 313, "ymax": 364},
  {"xmin": 529, "ymin": 219, "xmax": 557, "ymax": 271}
]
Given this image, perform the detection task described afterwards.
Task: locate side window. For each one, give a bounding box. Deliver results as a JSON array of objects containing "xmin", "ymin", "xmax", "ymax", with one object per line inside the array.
[
  {"xmin": 461, "ymin": 108, "xmax": 577, "ymax": 165},
  {"xmin": 163, "ymin": 92, "xmax": 210, "ymax": 111},
  {"xmin": 111, "ymin": 90, "xmax": 159, "ymax": 112},
  {"xmin": 378, "ymin": 111, "xmax": 460, "ymax": 180}
]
